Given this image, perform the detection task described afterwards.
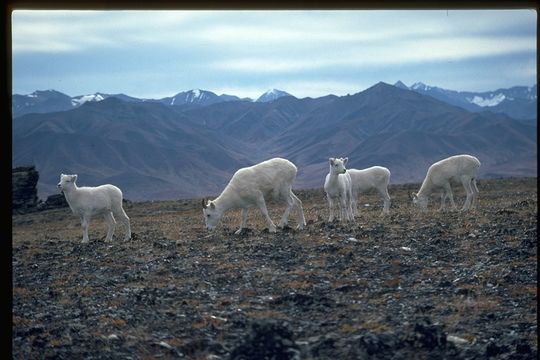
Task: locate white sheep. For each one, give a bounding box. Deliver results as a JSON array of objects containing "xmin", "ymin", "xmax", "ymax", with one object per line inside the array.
[
  {"xmin": 202, "ymin": 158, "xmax": 306, "ymax": 233},
  {"xmin": 411, "ymin": 154, "xmax": 481, "ymax": 212},
  {"xmin": 324, "ymin": 157, "xmax": 354, "ymax": 222},
  {"xmin": 348, "ymin": 166, "xmax": 391, "ymax": 215},
  {"xmin": 57, "ymin": 174, "xmax": 131, "ymax": 243}
]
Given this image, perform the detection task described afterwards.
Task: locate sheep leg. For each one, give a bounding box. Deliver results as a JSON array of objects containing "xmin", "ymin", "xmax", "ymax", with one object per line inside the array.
[
  {"xmin": 350, "ymin": 191, "xmax": 358, "ymax": 217},
  {"xmin": 346, "ymin": 187, "xmax": 354, "ymax": 221},
  {"xmin": 278, "ymin": 193, "xmax": 294, "ymax": 229},
  {"xmin": 470, "ymin": 178, "xmax": 479, "ymax": 209},
  {"xmin": 460, "ymin": 177, "xmax": 474, "ymax": 211},
  {"xmin": 103, "ymin": 212, "xmax": 116, "ymax": 241},
  {"xmin": 114, "ymin": 207, "xmax": 131, "ymax": 240},
  {"xmin": 448, "ymin": 191, "xmax": 457, "ymax": 210},
  {"xmin": 438, "ymin": 191, "xmax": 447, "ymax": 211},
  {"xmin": 255, "ymin": 193, "xmax": 276, "ymax": 233},
  {"xmin": 440, "ymin": 183, "xmax": 455, "ymax": 211},
  {"xmin": 327, "ymin": 196, "xmax": 335, "ymax": 222},
  {"xmin": 378, "ymin": 187, "xmax": 391, "ymax": 215},
  {"xmin": 291, "ymin": 192, "xmax": 306, "ymax": 229},
  {"xmin": 235, "ymin": 209, "xmax": 249, "ymax": 235},
  {"xmin": 81, "ymin": 215, "xmax": 91, "ymax": 243},
  {"xmin": 339, "ymin": 196, "xmax": 348, "ymax": 222}
]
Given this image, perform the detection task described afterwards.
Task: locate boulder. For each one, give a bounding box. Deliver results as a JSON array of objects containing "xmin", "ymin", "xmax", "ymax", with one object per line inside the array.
[
  {"xmin": 37, "ymin": 194, "xmax": 69, "ymax": 211},
  {"xmin": 12, "ymin": 166, "xmax": 39, "ymax": 214}
]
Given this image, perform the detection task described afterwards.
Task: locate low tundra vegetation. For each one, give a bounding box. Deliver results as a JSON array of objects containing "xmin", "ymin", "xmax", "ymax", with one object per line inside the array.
[{"xmin": 12, "ymin": 177, "xmax": 537, "ymax": 359}]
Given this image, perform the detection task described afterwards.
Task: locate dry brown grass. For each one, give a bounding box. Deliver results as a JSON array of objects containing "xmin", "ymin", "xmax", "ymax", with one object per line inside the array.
[{"xmin": 12, "ymin": 177, "xmax": 537, "ymax": 359}]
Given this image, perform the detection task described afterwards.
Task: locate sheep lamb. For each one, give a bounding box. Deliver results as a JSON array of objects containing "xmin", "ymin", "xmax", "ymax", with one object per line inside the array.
[
  {"xmin": 202, "ymin": 158, "xmax": 306, "ymax": 233},
  {"xmin": 411, "ymin": 154, "xmax": 481, "ymax": 212},
  {"xmin": 324, "ymin": 157, "xmax": 354, "ymax": 222},
  {"xmin": 57, "ymin": 174, "xmax": 131, "ymax": 243},
  {"xmin": 348, "ymin": 166, "xmax": 391, "ymax": 215}
]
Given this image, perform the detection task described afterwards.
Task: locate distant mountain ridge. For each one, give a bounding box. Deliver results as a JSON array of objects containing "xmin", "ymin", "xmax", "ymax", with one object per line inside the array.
[
  {"xmin": 12, "ymin": 88, "xmax": 290, "ymax": 118},
  {"xmin": 395, "ymin": 81, "xmax": 537, "ymax": 120},
  {"xmin": 13, "ymin": 83, "xmax": 536, "ymax": 120},
  {"xmin": 12, "ymin": 81, "xmax": 536, "ymax": 201}
]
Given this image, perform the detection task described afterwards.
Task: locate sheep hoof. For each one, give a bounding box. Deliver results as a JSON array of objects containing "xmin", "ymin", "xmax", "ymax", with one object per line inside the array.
[{"xmin": 268, "ymin": 226, "xmax": 277, "ymax": 233}]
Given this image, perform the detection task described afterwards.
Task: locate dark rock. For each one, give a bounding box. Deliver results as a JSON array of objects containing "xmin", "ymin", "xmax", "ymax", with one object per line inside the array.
[
  {"xmin": 403, "ymin": 318, "xmax": 447, "ymax": 350},
  {"xmin": 357, "ymin": 331, "xmax": 398, "ymax": 355},
  {"xmin": 37, "ymin": 193, "xmax": 69, "ymax": 211},
  {"xmin": 12, "ymin": 166, "xmax": 39, "ymax": 213},
  {"xmin": 229, "ymin": 319, "xmax": 300, "ymax": 360},
  {"xmin": 486, "ymin": 341, "xmax": 510, "ymax": 357}
]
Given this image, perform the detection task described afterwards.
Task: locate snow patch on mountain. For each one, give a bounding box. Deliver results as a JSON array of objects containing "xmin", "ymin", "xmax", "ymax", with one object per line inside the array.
[
  {"xmin": 72, "ymin": 94, "xmax": 105, "ymax": 106},
  {"xmin": 411, "ymin": 82, "xmax": 431, "ymax": 91},
  {"xmin": 256, "ymin": 89, "xmax": 292, "ymax": 102},
  {"xmin": 467, "ymin": 93, "xmax": 506, "ymax": 107}
]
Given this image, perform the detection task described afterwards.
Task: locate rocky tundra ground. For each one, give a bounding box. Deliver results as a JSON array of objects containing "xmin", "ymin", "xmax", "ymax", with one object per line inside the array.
[{"xmin": 12, "ymin": 177, "xmax": 537, "ymax": 359}]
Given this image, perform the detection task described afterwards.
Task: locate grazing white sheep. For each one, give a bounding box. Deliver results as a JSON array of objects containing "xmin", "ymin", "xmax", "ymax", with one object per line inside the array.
[
  {"xmin": 57, "ymin": 174, "xmax": 131, "ymax": 243},
  {"xmin": 348, "ymin": 166, "xmax": 391, "ymax": 215},
  {"xmin": 412, "ymin": 154, "xmax": 481, "ymax": 212},
  {"xmin": 202, "ymin": 158, "xmax": 306, "ymax": 234},
  {"xmin": 324, "ymin": 157, "xmax": 354, "ymax": 222}
]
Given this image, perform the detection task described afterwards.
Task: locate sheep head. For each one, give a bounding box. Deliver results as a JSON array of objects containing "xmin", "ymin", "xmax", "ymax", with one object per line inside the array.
[
  {"xmin": 411, "ymin": 192, "xmax": 428, "ymax": 211},
  {"xmin": 329, "ymin": 157, "xmax": 348, "ymax": 175},
  {"xmin": 202, "ymin": 199, "xmax": 219, "ymax": 230},
  {"xmin": 57, "ymin": 174, "xmax": 78, "ymax": 192}
]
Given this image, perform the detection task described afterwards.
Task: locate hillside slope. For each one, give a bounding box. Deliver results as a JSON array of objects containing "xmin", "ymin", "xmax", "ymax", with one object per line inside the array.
[{"xmin": 12, "ymin": 83, "xmax": 537, "ymax": 200}]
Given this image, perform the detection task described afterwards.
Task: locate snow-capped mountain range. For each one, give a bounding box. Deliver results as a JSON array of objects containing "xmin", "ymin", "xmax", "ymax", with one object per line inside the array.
[
  {"xmin": 158, "ymin": 89, "xmax": 243, "ymax": 107},
  {"xmin": 11, "ymin": 88, "xmax": 292, "ymax": 118},
  {"xmin": 12, "ymin": 83, "xmax": 536, "ymax": 120},
  {"xmin": 394, "ymin": 81, "xmax": 537, "ymax": 120}
]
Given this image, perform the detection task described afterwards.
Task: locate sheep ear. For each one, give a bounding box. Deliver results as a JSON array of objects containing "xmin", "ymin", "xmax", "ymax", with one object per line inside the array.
[
  {"xmin": 71, "ymin": 175, "xmax": 78, "ymax": 182},
  {"xmin": 329, "ymin": 158, "xmax": 335, "ymax": 165},
  {"xmin": 343, "ymin": 157, "xmax": 348, "ymax": 165},
  {"xmin": 210, "ymin": 201, "xmax": 215, "ymax": 210},
  {"xmin": 202, "ymin": 198, "xmax": 207, "ymax": 209}
]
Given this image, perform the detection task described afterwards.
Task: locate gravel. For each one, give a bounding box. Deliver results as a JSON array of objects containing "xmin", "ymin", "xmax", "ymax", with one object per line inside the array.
[{"xmin": 12, "ymin": 177, "xmax": 537, "ymax": 359}]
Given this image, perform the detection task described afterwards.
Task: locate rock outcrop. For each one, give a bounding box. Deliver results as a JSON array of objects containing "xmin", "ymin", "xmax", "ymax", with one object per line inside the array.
[
  {"xmin": 12, "ymin": 166, "xmax": 39, "ymax": 214},
  {"xmin": 38, "ymin": 194, "xmax": 69, "ymax": 211}
]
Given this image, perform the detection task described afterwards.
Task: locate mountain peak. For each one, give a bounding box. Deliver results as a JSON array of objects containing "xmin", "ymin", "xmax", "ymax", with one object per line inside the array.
[
  {"xmin": 168, "ymin": 89, "xmax": 220, "ymax": 106},
  {"xmin": 71, "ymin": 93, "xmax": 106, "ymax": 106},
  {"xmin": 256, "ymin": 89, "xmax": 292, "ymax": 103},
  {"xmin": 394, "ymin": 81, "xmax": 409, "ymax": 90},
  {"xmin": 366, "ymin": 82, "xmax": 400, "ymax": 93},
  {"xmin": 411, "ymin": 82, "xmax": 429, "ymax": 91}
]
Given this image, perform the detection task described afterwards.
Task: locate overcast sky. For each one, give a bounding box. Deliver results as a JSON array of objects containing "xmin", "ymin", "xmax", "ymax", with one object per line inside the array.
[{"xmin": 11, "ymin": 9, "xmax": 537, "ymax": 100}]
